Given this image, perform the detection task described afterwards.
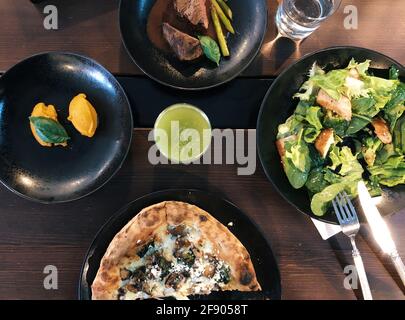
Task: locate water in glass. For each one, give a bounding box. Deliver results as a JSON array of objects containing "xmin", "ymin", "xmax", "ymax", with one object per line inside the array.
[{"xmin": 275, "ymin": 0, "xmax": 341, "ymax": 40}]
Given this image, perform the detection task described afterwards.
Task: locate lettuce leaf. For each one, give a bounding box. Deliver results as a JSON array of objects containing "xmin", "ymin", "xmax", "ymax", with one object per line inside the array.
[
  {"xmin": 311, "ymin": 69, "xmax": 348, "ymax": 101},
  {"xmin": 285, "ymin": 131, "xmax": 311, "ymax": 174},
  {"xmin": 383, "ymin": 82, "xmax": 405, "ymax": 130},
  {"xmin": 305, "ymin": 106, "xmax": 323, "ymax": 130},
  {"xmin": 293, "ymin": 63, "xmax": 325, "ymax": 101},
  {"xmin": 283, "ymin": 133, "xmax": 312, "ymax": 189},
  {"xmin": 294, "ymin": 65, "xmax": 349, "ymax": 101},
  {"xmin": 343, "ymin": 76, "xmax": 369, "ymax": 99},
  {"xmin": 368, "ymin": 155, "xmax": 405, "ymax": 187},
  {"xmin": 310, "ymin": 172, "xmax": 362, "ymax": 216},
  {"xmin": 277, "ymin": 114, "xmax": 303, "ymax": 139},
  {"xmin": 303, "ymin": 127, "xmax": 320, "ymax": 143},
  {"xmin": 346, "ymin": 58, "xmax": 371, "ymax": 76},
  {"xmin": 311, "ymin": 147, "xmax": 363, "ymax": 216},
  {"xmin": 364, "ymin": 76, "xmax": 399, "ymax": 96}
]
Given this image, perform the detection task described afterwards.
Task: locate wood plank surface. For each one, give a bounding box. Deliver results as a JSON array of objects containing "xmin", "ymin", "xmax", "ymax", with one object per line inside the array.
[
  {"xmin": 0, "ymin": 130, "xmax": 404, "ymax": 299},
  {"xmin": 0, "ymin": 0, "xmax": 403, "ymax": 76},
  {"xmin": 0, "ymin": 0, "xmax": 404, "ymax": 300}
]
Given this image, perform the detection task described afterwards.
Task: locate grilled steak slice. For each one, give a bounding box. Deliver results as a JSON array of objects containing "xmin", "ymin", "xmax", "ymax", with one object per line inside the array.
[
  {"xmin": 173, "ymin": 0, "xmax": 209, "ymax": 29},
  {"xmin": 162, "ymin": 22, "xmax": 203, "ymax": 61}
]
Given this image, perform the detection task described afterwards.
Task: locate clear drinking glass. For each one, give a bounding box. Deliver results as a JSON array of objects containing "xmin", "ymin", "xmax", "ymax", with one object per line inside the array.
[{"xmin": 275, "ymin": 0, "xmax": 342, "ymax": 40}]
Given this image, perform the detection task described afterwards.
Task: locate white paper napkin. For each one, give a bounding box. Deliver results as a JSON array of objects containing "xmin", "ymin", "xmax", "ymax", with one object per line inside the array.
[{"xmin": 311, "ymin": 218, "xmax": 341, "ymax": 240}]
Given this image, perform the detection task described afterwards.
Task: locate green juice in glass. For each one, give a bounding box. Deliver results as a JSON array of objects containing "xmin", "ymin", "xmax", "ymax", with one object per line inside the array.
[{"xmin": 154, "ymin": 104, "xmax": 212, "ymax": 163}]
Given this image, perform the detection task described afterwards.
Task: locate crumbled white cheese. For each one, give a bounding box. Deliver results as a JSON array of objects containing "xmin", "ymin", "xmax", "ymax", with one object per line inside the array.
[
  {"xmin": 121, "ymin": 223, "xmax": 231, "ymax": 300},
  {"xmin": 149, "ymin": 264, "xmax": 162, "ymax": 279},
  {"xmin": 124, "ymin": 291, "xmax": 150, "ymax": 300},
  {"xmin": 188, "ymin": 226, "xmax": 201, "ymax": 243},
  {"xmin": 160, "ymin": 234, "xmax": 176, "ymax": 260},
  {"xmin": 170, "ymin": 260, "xmax": 190, "ymax": 274},
  {"xmin": 201, "ymin": 241, "xmax": 213, "ymax": 254}
]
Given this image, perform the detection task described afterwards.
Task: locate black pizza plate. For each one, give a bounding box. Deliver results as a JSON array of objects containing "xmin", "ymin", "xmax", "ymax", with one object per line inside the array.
[{"xmin": 79, "ymin": 189, "xmax": 281, "ymax": 300}]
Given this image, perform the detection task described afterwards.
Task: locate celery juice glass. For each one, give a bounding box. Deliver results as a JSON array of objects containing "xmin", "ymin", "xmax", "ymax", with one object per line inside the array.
[{"xmin": 154, "ymin": 104, "xmax": 212, "ymax": 163}]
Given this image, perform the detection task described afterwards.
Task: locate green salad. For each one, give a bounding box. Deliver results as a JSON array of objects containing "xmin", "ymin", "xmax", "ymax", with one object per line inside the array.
[{"xmin": 276, "ymin": 59, "xmax": 405, "ymax": 216}]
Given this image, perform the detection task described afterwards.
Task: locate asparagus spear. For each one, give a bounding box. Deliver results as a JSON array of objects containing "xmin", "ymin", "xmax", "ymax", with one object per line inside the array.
[
  {"xmin": 211, "ymin": 7, "xmax": 229, "ymax": 57},
  {"xmin": 216, "ymin": 0, "xmax": 232, "ymax": 20},
  {"xmin": 211, "ymin": 0, "xmax": 235, "ymax": 34}
]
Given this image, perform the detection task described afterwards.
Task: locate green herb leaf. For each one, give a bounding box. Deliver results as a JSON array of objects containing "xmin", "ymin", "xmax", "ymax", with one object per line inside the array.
[
  {"xmin": 29, "ymin": 116, "xmax": 70, "ymax": 144},
  {"xmin": 198, "ymin": 36, "xmax": 221, "ymax": 66},
  {"xmin": 389, "ymin": 65, "xmax": 400, "ymax": 80}
]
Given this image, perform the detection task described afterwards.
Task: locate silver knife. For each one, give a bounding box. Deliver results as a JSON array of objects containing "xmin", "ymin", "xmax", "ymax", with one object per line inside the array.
[{"xmin": 358, "ymin": 181, "xmax": 405, "ymax": 287}]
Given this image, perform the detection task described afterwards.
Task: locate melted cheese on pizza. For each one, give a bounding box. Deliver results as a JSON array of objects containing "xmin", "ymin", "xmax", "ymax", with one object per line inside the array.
[{"xmin": 116, "ymin": 224, "xmax": 231, "ymax": 300}]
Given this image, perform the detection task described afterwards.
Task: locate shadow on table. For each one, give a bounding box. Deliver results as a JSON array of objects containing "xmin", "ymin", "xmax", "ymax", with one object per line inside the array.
[
  {"xmin": 149, "ymin": 165, "xmax": 225, "ymax": 198},
  {"xmin": 31, "ymin": 0, "xmax": 118, "ymax": 29},
  {"xmin": 328, "ymin": 230, "xmax": 405, "ymax": 299},
  {"xmin": 118, "ymin": 43, "xmax": 142, "ymax": 76},
  {"xmin": 256, "ymin": 7, "xmax": 299, "ymax": 75},
  {"xmin": 327, "ymin": 234, "xmax": 366, "ymax": 300},
  {"xmin": 359, "ymin": 225, "xmax": 405, "ymax": 295}
]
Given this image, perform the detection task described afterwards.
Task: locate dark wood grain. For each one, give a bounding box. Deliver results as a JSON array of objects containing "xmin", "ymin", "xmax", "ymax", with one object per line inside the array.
[
  {"xmin": 0, "ymin": 0, "xmax": 404, "ymax": 300},
  {"xmin": 0, "ymin": 130, "xmax": 404, "ymax": 300},
  {"xmin": 0, "ymin": 0, "xmax": 404, "ymax": 76}
]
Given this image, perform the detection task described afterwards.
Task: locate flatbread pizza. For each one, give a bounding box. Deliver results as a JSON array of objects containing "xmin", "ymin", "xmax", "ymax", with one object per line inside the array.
[{"xmin": 91, "ymin": 201, "xmax": 261, "ymax": 300}]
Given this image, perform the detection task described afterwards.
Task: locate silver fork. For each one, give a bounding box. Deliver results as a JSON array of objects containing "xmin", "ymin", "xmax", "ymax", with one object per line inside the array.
[{"xmin": 332, "ymin": 191, "xmax": 373, "ymax": 300}]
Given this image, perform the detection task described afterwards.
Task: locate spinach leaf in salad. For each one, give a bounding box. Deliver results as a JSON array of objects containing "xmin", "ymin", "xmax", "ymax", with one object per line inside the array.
[
  {"xmin": 311, "ymin": 178, "xmax": 357, "ymax": 216},
  {"xmin": 323, "ymin": 111, "xmax": 349, "ymax": 137},
  {"xmin": 305, "ymin": 167, "xmax": 329, "ymax": 195},
  {"xmin": 393, "ymin": 114, "xmax": 405, "ymax": 153},
  {"xmin": 383, "ymin": 82, "xmax": 405, "ymax": 130},
  {"xmin": 311, "ymin": 152, "xmax": 363, "ymax": 216}
]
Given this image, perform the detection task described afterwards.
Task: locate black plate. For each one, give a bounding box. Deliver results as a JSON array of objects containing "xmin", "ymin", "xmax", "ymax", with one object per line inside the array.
[
  {"xmin": 257, "ymin": 46, "xmax": 405, "ymax": 224},
  {"xmin": 119, "ymin": 0, "xmax": 268, "ymax": 90},
  {"xmin": 79, "ymin": 189, "xmax": 281, "ymax": 300},
  {"xmin": 0, "ymin": 52, "xmax": 133, "ymax": 203}
]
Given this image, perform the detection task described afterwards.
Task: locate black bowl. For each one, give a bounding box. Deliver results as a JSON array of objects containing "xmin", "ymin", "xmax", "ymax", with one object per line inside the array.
[
  {"xmin": 119, "ymin": 0, "xmax": 268, "ymax": 90},
  {"xmin": 0, "ymin": 52, "xmax": 133, "ymax": 203},
  {"xmin": 79, "ymin": 189, "xmax": 281, "ymax": 300},
  {"xmin": 257, "ymin": 46, "xmax": 405, "ymax": 224}
]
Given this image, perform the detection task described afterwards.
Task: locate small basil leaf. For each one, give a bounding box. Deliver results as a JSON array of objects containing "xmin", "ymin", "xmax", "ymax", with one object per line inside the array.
[
  {"xmin": 29, "ymin": 116, "xmax": 70, "ymax": 144},
  {"xmin": 198, "ymin": 36, "xmax": 220, "ymax": 66}
]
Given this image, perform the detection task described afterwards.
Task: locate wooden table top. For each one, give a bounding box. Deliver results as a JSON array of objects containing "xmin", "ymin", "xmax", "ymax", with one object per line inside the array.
[
  {"xmin": 0, "ymin": 0, "xmax": 404, "ymax": 76},
  {"xmin": 0, "ymin": 0, "xmax": 404, "ymax": 300}
]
